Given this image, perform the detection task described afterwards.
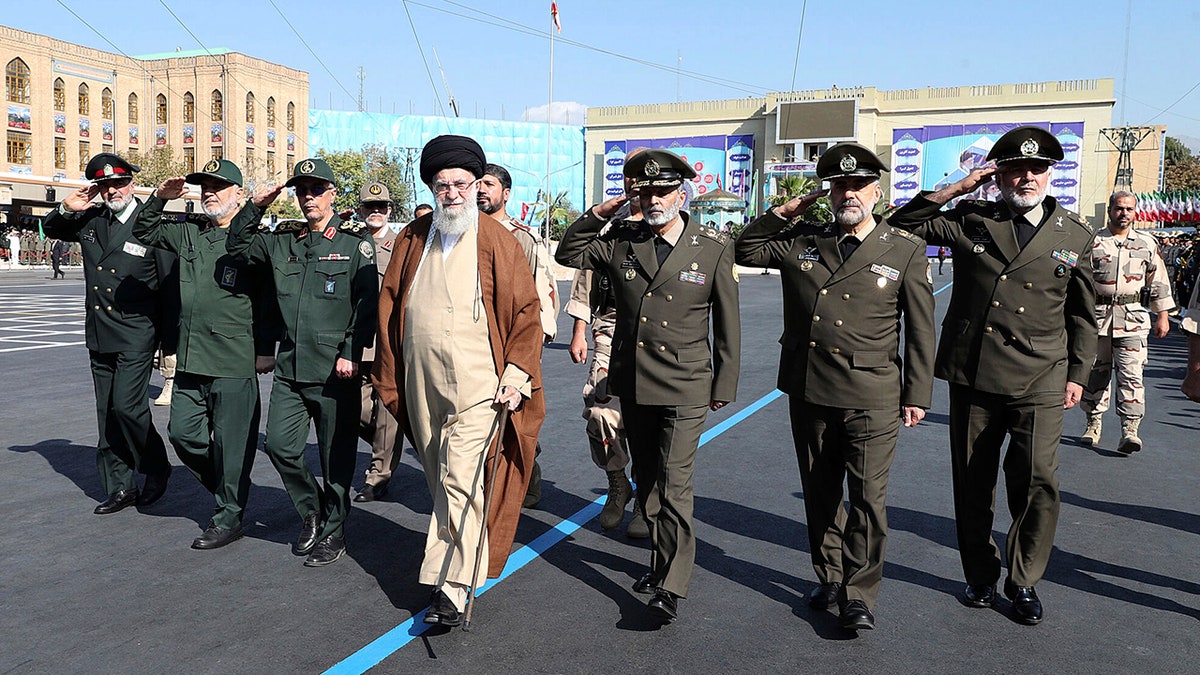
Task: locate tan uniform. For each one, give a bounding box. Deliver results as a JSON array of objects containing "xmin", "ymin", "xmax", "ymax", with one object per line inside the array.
[
  {"xmin": 566, "ymin": 269, "xmax": 628, "ymax": 472},
  {"xmin": 403, "ymin": 226, "xmax": 530, "ymax": 590},
  {"xmin": 1183, "ymin": 280, "xmax": 1200, "ymax": 337},
  {"xmin": 496, "ymin": 214, "xmax": 558, "ymax": 340},
  {"xmin": 360, "ymin": 227, "xmax": 401, "ymax": 487},
  {"xmin": 1082, "ymin": 229, "xmax": 1175, "ymax": 420}
]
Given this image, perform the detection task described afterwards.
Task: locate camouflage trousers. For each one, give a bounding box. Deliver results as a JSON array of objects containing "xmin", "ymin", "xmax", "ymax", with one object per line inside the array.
[
  {"xmin": 582, "ymin": 316, "xmax": 629, "ymax": 472},
  {"xmin": 1081, "ymin": 335, "xmax": 1147, "ymax": 420}
]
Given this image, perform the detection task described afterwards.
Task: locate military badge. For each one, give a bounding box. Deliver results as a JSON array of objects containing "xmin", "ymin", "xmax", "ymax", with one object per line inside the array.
[
  {"xmin": 204, "ymin": 159, "xmax": 221, "ymax": 172},
  {"xmin": 645, "ymin": 159, "xmax": 660, "ymax": 177},
  {"xmin": 220, "ymin": 266, "xmax": 237, "ymax": 288},
  {"xmin": 690, "ymin": 262, "xmax": 699, "ymax": 271},
  {"xmin": 103, "ymin": 163, "xmax": 114, "ymax": 177},
  {"xmin": 839, "ymin": 154, "xmax": 857, "ymax": 173},
  {"xmin": 1054, "ymin": 265, "xmax": 1067, "ymax": 278},
  {"xmin": 300, "ymin": 159, "xmax": 316, "ymax": 174},
  {"xmin": 323, "ymin": 227, "xmax": 336, "ymax": 240},
  {"xmin": 1020, "ymin": 138, "xmax": 1039, "ymax": 156},
  {"xmin": 800, "ymin": 247, "xmax": 819, "ymax": 261},
  {"xmin": 324, "ymin": 279, "xmax": 336, "ymax": 294},
  {"xmin": 368, "ymin": 183, "xmax": 383, "ymax": 196},
  {"xmin": 732, "ymin": 263, "xmax": 739, "ymax": 283},
  {"xmin": 876, "ymin": 276, "xmax": 889, "ymax": 288},
  {"xmin": 973, "ymin": 243, "xmax": 986, "ymax": 254},
  {"xmin": 625, "ymin": 268, "xmax": 636, "ymax": 281},
  {"xmin": 689, "ymin": 235, "xmax": 700, "ymax": 247},
  {"xmin": 800, "ymin": 260, "xmax": 813, "ymax": 272},
  {"xmin": 359, "ymin": 241, "xmax": 374, "ymax": 260}
]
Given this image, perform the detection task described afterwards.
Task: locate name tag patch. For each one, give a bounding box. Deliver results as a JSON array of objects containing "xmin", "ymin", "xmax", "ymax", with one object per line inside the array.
[
  {"xmin": 870, "ymin": 263, "xmax": 900, "ymax": 281},
  {"xmin": 620, "ymin": 259, "xmax": 640, "ymax": 269},
  {"xmin": 81, "ymin": 230, "xmax": 96, "ymax": 243},
  {"xmin": 318, "ymin": 254, "xmax": 350, "ymax": 261},
  {"xmin": 123, "ymin": 241, "xmax": 148, "ymax": 257},
  {"xmin": 220, "ymin": 266, "xmax": 237, "ymax": 288},
  {"xmin": 1052, "ymin": 249, "xmax": 1079, "ymax": 267},
  {"xmin": 679, "ymin": 270, "xmax": 707, "ymax": 285}
]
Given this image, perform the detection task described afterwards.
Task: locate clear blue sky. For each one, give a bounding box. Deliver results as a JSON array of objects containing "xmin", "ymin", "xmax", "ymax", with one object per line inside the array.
[{"xmin": 15, "ymin": 1, "xmax": 1200, "ymax": 145}]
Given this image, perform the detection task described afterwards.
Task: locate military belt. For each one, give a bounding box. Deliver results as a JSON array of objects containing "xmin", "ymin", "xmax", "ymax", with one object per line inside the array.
[{"xmin": 1096, "ymin": 293, "xmax": 1141, "ymax": 306}]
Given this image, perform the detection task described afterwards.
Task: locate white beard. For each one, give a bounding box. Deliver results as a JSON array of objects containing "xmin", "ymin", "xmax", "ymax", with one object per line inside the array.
[
  {"xmin": 202, "ymin": 199, "xmax": 239, "ymax": 221},
  {"xmin": 104, "ymin": 194, "xmax": 131, "ymax": 212},
  {"xmin": 1001, "ymin": 182, "xmax": 1046, "ymax": 211},
  {"xmin": 433, "ymin": 197, "xmax": 478, "ymax": 237},
  {"xmin": 644, "ymin": 201, "xmax": 681, "ymax": 227}
]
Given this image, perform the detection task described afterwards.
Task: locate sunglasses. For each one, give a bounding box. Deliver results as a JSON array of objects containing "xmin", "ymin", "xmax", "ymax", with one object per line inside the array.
[{"xmin": 293, "ymin": 183, "xmax": 332, "ymax": 196}]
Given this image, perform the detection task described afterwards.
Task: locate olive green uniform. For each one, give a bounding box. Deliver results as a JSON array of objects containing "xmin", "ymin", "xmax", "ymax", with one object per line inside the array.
[
  {"xmin": 556, "ymin": 209, "xmax": 740, "ymax": 598},
  {"xmin": 42, "ymin": 199, "xmax": 175, "ymax": 497},
  {"xmin": 132, "ymin": 196, "xmax": 277, "ymax": 529},
  {"xmin": 890, "ymin": 193, "xmax": 1097, "ymax": 589},
  {"xmin": 226, "ymin": 204, "xmax": 378, "ymax": 541},
  {"xmin": 736, "ymin": 212, "xmax": 935, "ymax": 609}
]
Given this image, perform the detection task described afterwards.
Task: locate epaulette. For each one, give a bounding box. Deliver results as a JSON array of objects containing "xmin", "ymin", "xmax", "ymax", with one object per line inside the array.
[
  {"xmin": 264, "ymin": 219, "xmax": 306, "ymax": 233},
  {"xmin": 886, "ymin": 226, "xmax": 921, "ymax": 244},
  {"xmin": 160, "ymin": 213, "xmax": 212, "ymax": 228},
  {"xmin": 1072, "ymin": 214, "xmax": 1095, "ymax": 235},
  {"xmin": 696, "ymin": 225, "xmax": 729, "ymax": 245},
  {"xmin": 339, "ymin": 219, "xmax": 368, "ymax": 236}
]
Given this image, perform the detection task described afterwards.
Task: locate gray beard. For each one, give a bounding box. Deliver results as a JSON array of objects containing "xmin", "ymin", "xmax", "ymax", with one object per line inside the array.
[
  {"xmin": 104, "ymin": 195, "xmax": 131, "ymax": 212},
  {"xmin": 644, "ymin": 201, "xmax": 681, "ymax": 227},
  {"xmin": 433, "ymin": 198, "xmax": 478, "ymax": 236},
  {"xmin": 202, "ymin": 199, "xmax": 238, "ymax": 221},
  {"xmin": 1001, "ymin": 183, "xmax": 1045, "ymax": 211}
]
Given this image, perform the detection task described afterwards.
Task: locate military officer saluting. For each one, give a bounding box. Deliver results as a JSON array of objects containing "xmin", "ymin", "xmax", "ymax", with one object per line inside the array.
[
  {"xmin": 132, "ymin": 159, "xmax": 278, "ymax": 549},
  {"xmin": 889, "ymin": 126, "xmax": 1098, "ymax": 625},
  {"xmin": 42, "ymin": 153, "xmax": 175, "ymax": 514},
  {"xmin": 556, "ymin": 149, "xmax": 741, "ymax": 623},
  {"xmin": 226, "ymin": 158, "xmax": 378, "ymax": 566},
  {"xmin": 736, "ymin": 143, "xmax": 936, "ymax": 630}
]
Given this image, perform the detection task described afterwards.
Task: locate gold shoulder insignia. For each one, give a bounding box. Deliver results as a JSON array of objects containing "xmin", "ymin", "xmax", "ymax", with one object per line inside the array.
[
  {"xmin": 266, "ymin": 219, "xmax": 306, "ymax": 234},
  {"xmin": 697, "ymin": 226, "xmax": 729, "ymax": 245},
  {"xmin": 339, "ymin": 219, "xmax": 367, "ymax": 235},
  {"xmin": 887, "ymin": 226, "xmax": 920, "ymax": 243}
]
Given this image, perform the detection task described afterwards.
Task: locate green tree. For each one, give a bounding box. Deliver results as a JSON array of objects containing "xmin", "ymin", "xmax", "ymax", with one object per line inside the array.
[
  {"xmin": 1165, "ymin": 136, "xmax": 1197, "ymax": 167},
  {"xmin": 532, "ymin": 190, "xmax": 579, "ymax": 241},
  {"xmin": 766, "ymin": 174, "xmax": 831, "ymax": 223},
  {"xmin": 316, "ymin": 144, "xmax": 412, "ymax": 219},
  {"xmin": 1165, "ymin": 161, "xmax": 1200, "ymax": 192},
  {"xmin": 119, "ymin": 146, "xmax": 187, "ymax": 188}
]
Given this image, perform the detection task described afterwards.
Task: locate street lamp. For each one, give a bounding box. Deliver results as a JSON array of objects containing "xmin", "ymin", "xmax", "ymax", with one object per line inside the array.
[{"xmin": 507, "ymin": 160, "xmax": 583, "ymax": 241}]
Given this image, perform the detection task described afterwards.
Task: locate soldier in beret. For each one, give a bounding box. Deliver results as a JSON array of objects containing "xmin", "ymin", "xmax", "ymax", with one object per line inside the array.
[
  {"xmin": 226, "ymin": 157, "xmax": 379, "ymax": 566},
  {"xmin": 889, "ymin": 126, "xmax": 1098, "ymax": 625},
  {"xmin": 131, "ymin": 160, "xmax": 278, "ymax": 549},
  {"xmin": 557, "ymin": 148, "xmax": 741, "ymax": 623},
  {"xmin": 736, "ymin": 142, "xmax": 935, "ymax": 631},
  {"xmin": 42, "ymin": 152, "xmax": 177, "ymax": 514}
]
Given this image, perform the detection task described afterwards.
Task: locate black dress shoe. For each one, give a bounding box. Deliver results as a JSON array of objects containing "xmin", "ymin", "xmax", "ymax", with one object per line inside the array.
[
  {"xmin": 839, "ymin": 599, "xmax": 876, "ymax": 630},
  {"xmin": 94, "ymin": 489, "xmax": 138, "ymax": 515},
  {"xmin": 303, "ymin": 534, "xmax": 345, "ymax": 567},
  {"xmin": 633, "ymin": 572, "xmax": 659, "ymax": 595},
  {"xmin": 647, "ymin": 589, "xmax": 678, "ymax": 622},
  {"xmin": 964, "ymin": 583, "xmax": 997, "ymax": 608},
  {"xmin": 424, "ymin": 589, "xmax": 463, "ymax": 627},
  {"xmin": 808, "ymin": 582, "xmax": 842, "ymax": 610},
  {"xmin": 136, "ymin": 466, "xmax": 172, "ymax": 506},
  {"xmin": 353, "ymin": 482, "xmax": 388, "ymax": 503},
  {"xmin": 192, "ymin": 523, "xmax": 244, "ymax": 550},
  {"xmin": 1006, "ymin": 583, "xmax": 1043, "ymax": 625},
  {"xmin": 295, "ymin": 513, "xmax": 320, "ymax": 555}
]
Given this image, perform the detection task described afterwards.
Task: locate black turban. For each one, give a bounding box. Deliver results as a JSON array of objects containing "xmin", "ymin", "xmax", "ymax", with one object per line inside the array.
[{"xmin": 419, "ymin": 135, "xmax": 487, "ymax": 186}]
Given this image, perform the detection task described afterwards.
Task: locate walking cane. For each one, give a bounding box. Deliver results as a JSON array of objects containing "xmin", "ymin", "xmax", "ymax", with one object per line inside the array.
[{"xmin": 462, "ymin": 405, "xmax": 510, "ymax": 631}]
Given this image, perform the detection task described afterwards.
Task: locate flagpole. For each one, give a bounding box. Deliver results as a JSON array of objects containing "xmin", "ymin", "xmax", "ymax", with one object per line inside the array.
[{"xmin": 545, "ymin": 4, "xmax": 556, "ymax": 243}]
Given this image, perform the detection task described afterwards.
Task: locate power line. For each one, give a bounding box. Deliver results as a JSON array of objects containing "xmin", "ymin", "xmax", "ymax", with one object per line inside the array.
[
  {"xmin": 1144, "ymin": 78, "xmax": 1200, "ymax": 125},
  {"xmin": 789, "ymin": 0, "xmax": 808, "ymax": 92},
  {"xmin": 266, "ymin": 0, "xmax": 359, "ymax": 106},
  {"xmin": 401, "ymin": 0, "xmax": 449, "ymax": 117}
]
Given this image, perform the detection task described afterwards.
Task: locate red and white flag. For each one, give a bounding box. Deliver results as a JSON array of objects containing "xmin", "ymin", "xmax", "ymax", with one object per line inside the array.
[{"xmin": 551, "ymin": 2, "xmax": 562, "ymax": 32}]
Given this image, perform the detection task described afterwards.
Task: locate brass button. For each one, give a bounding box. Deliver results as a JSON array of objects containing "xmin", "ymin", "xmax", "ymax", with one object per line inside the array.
[
  {"xmin": 985, "ymin": 326, "xmax": 994, "ymax": 333},
  {"xmin": 1024, "ymin": 283, "xmax": 1033, "ymax": 289},
  {"xmin": 842, "ymin": 293, "xmax": 851, "ymax": 300},
  {"xmin": 808, "ymin": 341, "xmax": 817, "ymax": 348},
  {"xmin": 637, "ymin": 341, "xmax": 645, "ymax": 348},
  {"xmin": 92, "ymin": 285, "xmax": 98, "ymax": 291},
  {"xmin": 640, "ymin": 316, "xmax": 647, "ymax": 323},
  {"xmin": 658, "ymin": 345, "xmax": 666, "ymax": 352},
  {"xmin": 991, "ymin": 301, "xmax": 1000, "ymax": 307},
  {"xmin": 110, "ymin": 268, "xmax": 116, "ymax": 273},
  {"xmin": 665, "ymin": 294, "xmax": 673, "ymax": 301},
  {"xmin": 106, "ymin": 305, "xmax": 112, "ymax": 311},
  {"xmin": 999, "ymin": 274, "xmax": 1008, "ymax": 281},
  {"xmin": 820, "ymin": 289, "xmax": 828, "ymax": 296},
  {"xmin": 97, "ymin": 265, "xmax": 103, "ymax": 271},
  {"xmin": 832, "ymin": 348, "xmax": 841, "ymax": 354},
  {"xmin": 1016, "ymin": 307, "xmax": 1025, "ymax": 314},
  {"xmin": 93, "ymin": 305, "xmax": 100, "ymax": 310},
  {"xmin": 834, "ymin": 320, "xmax": 843, "ymax": 327},
  {"xmin": 660, "ymin": 321, "xmax": 668, "ymax": 327},
  {"xmin": 813, "ymin": 315, "xmax": 821, "ymax": 322},
  {"xmin": 645, "ymin": 292, "xmax": 652, "ymax": 298},
  {"xmin": 106, "ymin": 288, "xmax": 112, "ymax": 293}
]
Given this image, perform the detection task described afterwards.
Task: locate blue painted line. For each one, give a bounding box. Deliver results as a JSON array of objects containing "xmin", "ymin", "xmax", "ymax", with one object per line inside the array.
[
  {"xmin": 323, "ymin": 387, "xmax": 786, "ymax": 674},
  {"xmin": 934, "ymin": 281, "xmax": 953, "ymax": 296}
]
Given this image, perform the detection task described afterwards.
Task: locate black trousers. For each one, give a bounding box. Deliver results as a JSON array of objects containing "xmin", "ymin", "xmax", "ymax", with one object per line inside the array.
[{"xmin": 88, "ymin": 349, "xmax": 170, "ymax": 495}]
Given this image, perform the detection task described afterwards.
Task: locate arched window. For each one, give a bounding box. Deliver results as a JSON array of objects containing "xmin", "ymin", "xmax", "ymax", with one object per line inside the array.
[
  {"xmin": 128, "ymin": 93, "xmax": 139, "ymax": 124},
  {"xmin": 267, "ymin": 97, "xmax": 276, "ymax": 127},
  {"xmin": 183, "ymin": 92, "xmax": 195, "ymax": 123},
  {"xmin": 156, "ymin": 93, "xmax": 167, "ymax": 125},
  {"xmin": 101, "ymin": 88, "xmax": 113, "ymax": 120},
  {"xmin": 211, "ymin": 89, "xmax": 223, "ymax": 120},
  {"xmin": 78, "ymin": 83, "xmax": 89, "ymax": 116},
  {"xmin": 53, "ymin": 78, "xmax": 66, "ymax": 112},
  {"xmin": 286, "ymin": 101, "xmax": 295, "ymax": 131},
  {"xmin": 5, "ymin": 58, "xmax": 30, "ymax": 104},
  {"xmin": 245, "ymin": 91, "xmax": 255, "ymax": 124}
]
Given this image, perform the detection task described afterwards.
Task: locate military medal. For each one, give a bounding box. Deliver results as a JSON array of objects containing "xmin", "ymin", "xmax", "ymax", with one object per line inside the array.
[
  {"xmin": 625, "ymin": 268, "xmax": 636, "ymax": 281},
  {"xmin": 359, "ymin": 241, "xmax": 374, "ymax": 260},
  {"xmin": 973, "ymin": 243, "xmax": 985, "ymax": 254},
  {"xmin": 1054, "ymin": 265, "xmax": 1067, "ymax": 278},
  {"xmin": 690, "ymin": 262, "xmax": 699, "ymax": 271},
  {"xmin": 800, "ymin": 260, "xmax": 813, "ymax": 271}
]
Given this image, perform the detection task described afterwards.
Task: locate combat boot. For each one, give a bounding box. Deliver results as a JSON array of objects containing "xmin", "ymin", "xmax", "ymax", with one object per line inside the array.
[
  {"xmin": 1118, "ymin": 418, "xmax": 1142, "ymax": 454},
  {"xmin": 599, "ymin": 470, "xmax": 632, "ymax": 530},
  {"xmin": 627, "ymin": 498, "xmax": 650, "ymax": 539},
  {"xmin": 153, "ymin": 377, "xmax": 174, "ymax": 406},
  {"xmin": 1080, "ymin": 415, "xmax": 1102, "ymax": 446}
]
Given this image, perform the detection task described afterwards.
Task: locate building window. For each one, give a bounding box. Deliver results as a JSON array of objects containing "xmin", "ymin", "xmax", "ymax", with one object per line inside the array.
[
  {"xmin": 287, "ymin": 102, "xmax": 295, "ymax": 131},
  {"xmin": 183, "ymin": 92, "xmax": 194, "ymax": 123},
  {"xmin": 183, "ymin": 147, "xmax": 195, "ymax": 173},
  {"xmin": 266, "ymin": 150, "xmax": 275, "ymax": 177},
  {"xmin": 267, "ymin": 97, "xmax": 276, "ymax": 127},
  {"xmin": 286, "ymin": 154, "xmax": 294, "ymax": 176},
  {"xmin": 53, "ymin": 78, "xmax": 66, "ymax": 112},
  {"xmin": 211, "ymin": 89, "xmax": 223, "ymax": 120},
  {"xmin": 101, "ymin": 88, "xmax": 113, "ymax": 120},
  {"xmin": 5, "ymin": 58, "xmax": 30, "ymax": 104},
  {"xmin": 211, "ymin": 146, "xmax": 223, "ymax": 161},
  {"xmin": 7, "ymin": 131, "xmax": 32, "ymax": 165},
  {"xmin": 246, "ymin": 147, "xmax": 255, "ymax": 168},
  {"xmin": 102, "ymin": 143, "xmax": 113, "ymax": 154},
  {"xmin": 156, "ymin": 93, "xmax": 167, "ymax": 125},
  {"xmin": 78, "ymin": 140, "xmax": 90, "ymax": 171},
  {"xmin": 128, "ymin": 93, "xmax": 139, "ymax": 124},
  {"xmin": 245, "ymin": 92, "xmax": 256, "ymax": 124},
  {"xmin": 54, "ymin": 138, "xmax": 67, "ymax": 169},
  {"xmin": 78, "ymin": 83, "xmax": 90, "ymax": 116}
]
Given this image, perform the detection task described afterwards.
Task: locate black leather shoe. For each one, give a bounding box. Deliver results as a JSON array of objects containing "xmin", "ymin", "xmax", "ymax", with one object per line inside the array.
[
  {"xmin": 353, "ymin": 482, "xmax": 388, "ymax": 503},
  {"xmin": 839, "ymin": 600, "xmax": 875, "ymax": 630},
  {"xmin": 136, "ymin": 466, "xmax": 172, "ymax": 506},
  {"xmin": 94, "ymin": 489, "xmax": 138, "ymax": 515},
  {"xmin": 633, "ymin": 573, "xmax": 659, "ymax": 595},
  {"xmin": 648, "ymin": 589, "xmax": 678, "ymax": 623},
  {"xmin": 964, "ymin": 583, "xmax": 997, "ymax": 608},
  {"xmin": 295, "ymin": 513, "xmax": 320, "ymax": 555},
  {"xmin": 192, "ymin": 523, "xmax": 244, "ymax": 550},
  {"xmin": 303, "ymin": 534, "xmax": 345, "ymax": 567},
  {"xmin": 808, "ymin": 582, "xmax": 842, "ymax": 610},
  {"xmin": 1006, "ymin": 581, "xmax": 1043, "ymax": 625},
  {"xmin": 523, "ymin": 461, "xmax": 542, "ymax": 509},
  {"xmin": 424, "ymin": 589, "xmax": 463, "ymax": 627}
]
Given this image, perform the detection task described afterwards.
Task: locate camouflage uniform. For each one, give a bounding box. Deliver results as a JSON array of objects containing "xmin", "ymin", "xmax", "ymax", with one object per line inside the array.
[
  {"xmin": 566, "ymin": 268, "xmax": 627, "ymax": 471},
  {"xmin": 1082, "ymin": 229, "xmax": 1175, "ymax": 424}
]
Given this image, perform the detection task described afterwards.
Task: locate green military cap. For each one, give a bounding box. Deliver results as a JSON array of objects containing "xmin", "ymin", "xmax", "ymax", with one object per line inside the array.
[
  {"xmin": 285, "ymin": 157, "xmax": 337, "ymax": 187},
  {"xmin": 816, "ymin": 142, "xmax": 889, "ymax": 180},
  {"xmin": 85, "ymin": 152, "xmax": 139, "ymax": 182},
  {"xmin": 624, "ymin": 149, "xmax": 697, "ymax": 190},
  {"xmin": 359, "ymin": 182, "xmax": 390, "ymax": 205},
  {"xmin": 185, "ymin": 158, "xmax": 243, "ymax": 187},
  {"xmin": 987, "ymin": 126, "xmax": 1063, "ymax": 165}
]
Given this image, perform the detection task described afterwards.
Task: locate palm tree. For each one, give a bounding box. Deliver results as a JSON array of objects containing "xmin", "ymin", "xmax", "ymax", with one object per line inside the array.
[{"xmin": 532, "ymin": 189, "xmax": 579, "ymax": 240}]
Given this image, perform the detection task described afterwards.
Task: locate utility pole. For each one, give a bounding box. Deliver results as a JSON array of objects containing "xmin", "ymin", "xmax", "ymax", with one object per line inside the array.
[
  {"xmin": 1100, "ymin": 126, "xmax": 1154, "ymax": 189},
  {"xmin": 357, "ymin": 66, "xmax": 366, "ymax": 112}
]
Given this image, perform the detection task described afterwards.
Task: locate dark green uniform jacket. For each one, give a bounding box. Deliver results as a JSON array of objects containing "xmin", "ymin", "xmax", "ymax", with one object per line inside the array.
[
  {"xmin": 889, "ymin": 194, "xmax": 1097, "ymax": 395},
  {"xmin": 556, "ymin": 210, "xmax": 740, "ymax": 406},
  {"xmin": 225, "ymin": 205, "xmax": 377, "ymax": 383},
  {"xmin": 42, "ymin": 199, "xmax": 178, "ymax": 353},
  {"xmin": 735, "ymin": 212, "xmax": 935, "ymax": 410},
  {"xmin": 131, "ymin": 196, "xmax": 276, "ymax": 377}
]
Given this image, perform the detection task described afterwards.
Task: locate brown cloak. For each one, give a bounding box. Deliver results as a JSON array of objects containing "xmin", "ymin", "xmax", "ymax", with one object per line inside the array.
[{"xmin": 372, "ymin": 212, "xmax": 545, "ymax": 578}]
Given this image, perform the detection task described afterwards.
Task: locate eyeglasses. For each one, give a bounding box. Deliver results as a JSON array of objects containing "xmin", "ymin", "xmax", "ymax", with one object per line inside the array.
[
  {"xmin": 293, "ymin": 183, "xmax": 332, "ymax": 196},
  {"xmin": 432, "ymin": 179, "xmax": 477, "ymax": 195}
]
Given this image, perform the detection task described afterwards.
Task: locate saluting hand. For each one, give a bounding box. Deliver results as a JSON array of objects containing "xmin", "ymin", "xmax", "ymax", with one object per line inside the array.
[
  {"xmin": 251, "ymin": 183, "xmax": 285, "ymax": 208},
  {"xmin": 773, "ymin": 189, "xmax": 829, "ymax": 220},
  {"xmin": 902, "ymin": 405, "xmax": 926, "ymax": 427},
  {"xmin": 1063, "ymin": 382, "xmax": 1083, "ymax": 409},
  {"xmin": 61, "ymin": 184, "xmax": 99, "ymax": 213},
  {"xmin": 156, "ymin": 176, "xmax": 188, "ymax": 201},
  {"xmin": 335, "ymin": 357, "xmax": 358, "ymax": 379},
  {"xmin": 592, "ymin": 194, "xmax": 631, "ymax": 220},
  {"xmin": 955, "ymin": 167, "xmax": 997, "ymax": 196}
]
